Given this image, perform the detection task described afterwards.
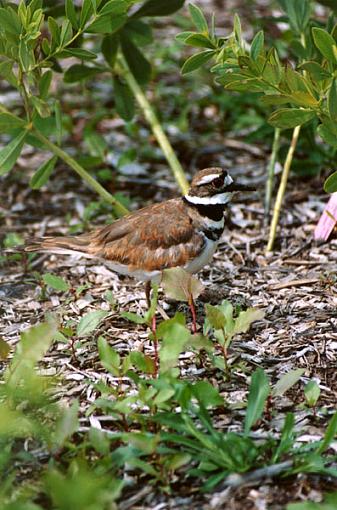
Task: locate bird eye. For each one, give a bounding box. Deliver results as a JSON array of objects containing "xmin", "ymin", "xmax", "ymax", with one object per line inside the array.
[{"xmin": 212, "ymin": 176, "xmax": 224, "ymax": 188}]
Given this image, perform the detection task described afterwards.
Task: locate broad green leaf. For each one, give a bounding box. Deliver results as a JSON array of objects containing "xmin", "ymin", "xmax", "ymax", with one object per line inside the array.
[
  {"xmin": 317, "ymin": 412, "xmax": 337, "ymax": 454},
  {"xmin": 0, "ymin": 7, "xmax": 21, "ymax": 35},
  {"xmin": 304, "ymin": 380, "xmax": 321, "ymax": 407},
  {"xmin": 65, "ymin": 0, "xmax": 79, "ymax": 29},
  {"xmin": 77, "ymin": 310, "xmax": 109, "ymax": 337},
  {"xmin": 85, "ymin": 13, "xmax": 126, "ymax": 34},
  {"xmin": 244, "ymin": 368, "xmax": 270, "ymax": 435},
  {"xmin": 0, "ymin": 113, "xmax": 25, "ymax": 133},
  {"xmin": 272, "ymin": 368, "xmax": 305, "ymax": 397},
  {"xmin": 162, "ymin": 267, "xmax": 204, "ymax": 302},
  {"xmin": 159, "ymin": 322, "xmax": 191, "ymax": 372},
  {"xmin": 43, "ymin": 273, "xmax": 69, "ymax": 292},
  {"xmin": 192, "ymin": 381, "xmax": 223, "ymax": 407},
  {"xmin": 121, "ymin": 310, "xmax": 145, "ymax": 324},
  {"xmin": 181, "ymin": 50, "xmax": 215, "ymax": 74},
  {"xmin": 98, "ymin": 336, "xmax": 120, "ymax": 374},
  {"xmin": 189, "ymin": 3, "xmax": 208, "ymax": 32},
  {"xmin": 132, "ymin": 0, "xmax": 185, "ymax": 18},
  {"xmin": 39, "ymin": 70, "xmax": 52, "ymax": 99},
  {"xmin": 233, "ymin": 307, "xmax": 265, "ymax": 335},
  {"xmin": 324, "ymin": 170, "xmax": 337, "ymax": 192},
  {"xmin": 99, "ymin": 0, "xmax": 128, "ymax": 16},
  {"xmin": 58, "ymin": 48, "xmax": 97, "ymax": 60},
  {"xmin": 153, "ymin": 388, "xmax": 175, "ymax": 405},
  {"xmin": 30, "ymin": 155, "xmax": 57, "ymax": 189},
  {"xmin": 129, "ymin": 351, "xmax": 155, "ymax": 373},
  {"xmin": 250, "ymin": 30, "xmax": 264, "ymax": 61},
  {"xmin": 52, "ymin": 401, "xmax": 79, "ymax": 449},
  {"xmin": 0, "ymin": 61, "xmax": 17, "ymax": 88},
  {"xmin": 279, "ymin": 0, "xmax": 311, "ymax": 33},
  {"xmin": 8, "ymin": 321, "xmax": 57, "ymax": 378},
  {"xmin": 312, "ymin": 27, "xmax": 337, "ymax": 63},
  {"xmin": 80, "ymin": 0, "xmax": 94, "ymax": 27},
  {"xmin": 121, "ymin": 36, "xmax": 151, "ymax": 84},
  {"xmin": 101, "ymin": 33, "xmax": 119, "ymax": 67},
  {"xmin": 272, "ymin": 412, "xmax": 296, "ymax": 462},
  {"xmin": 0, "ymin": 130, "xmax": 27, "ymax": 176},
  {"xmin": 268, "ymin": 108, "xmax": 315, "ymax": 129},
  {"xmin": 328, "ymin": 78, "xmax": 337, "ymax": 122},
  {"xmin": 0, "ymin": 338, "xmax": 10, "ymax": 360},
  {"xmin": 48, "ymin": 16, "xmax": 60, "ymax": 48},
  {"xmin": 184, "ymin": 33, "xmax": 215, "ymax": 49},
  {"xmin": 113, "ymin": 76, "xmax": 135, "ymax": 121},
  {"xmin": 60, "ymin": 19, "xmax": 73, "ymax": 46},
  {"xmin": 122, "ymin": 20, "xmax": 153, "ymax": 46},
  {"xmin": 298, "ymin": 61, "xmax": 331, "ymax": 81},
  {"xmin": 64, "ymin": 64, "xmax": 103, "ymax": 82},
  {"xmin": 175, "ymin": 30, "xmax": 194, "ymax": 42},
  {"xmin": 31, "ymin": 96, "xmax": 50, "ymax": 118},
  {"xmin": 84, "ymin": 131, "xmax": 107, "ymax": 159},
  {"xmin": 317, "ymin": 119, "xmax": 337, "ymax": 148},
  {"xmin": 205, "ymin": 303, "xmax": 226, "ymax": 330}
]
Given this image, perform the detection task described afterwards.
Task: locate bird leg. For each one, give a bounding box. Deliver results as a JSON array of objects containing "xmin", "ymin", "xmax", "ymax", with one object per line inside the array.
[
  {"xmin": 145, "ymin": 281, "xmax": 159, "ymax": 376},
  {"xmin": 188, "ymin": 293, "xmax": 197, "ymax": 334}
]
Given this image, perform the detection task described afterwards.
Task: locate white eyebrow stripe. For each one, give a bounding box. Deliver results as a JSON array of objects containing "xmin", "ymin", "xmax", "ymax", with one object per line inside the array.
[
  {"xmin": 196, "ymin": 174, "xmax": 234, "ymax": 186},
  {"xmin": 184, "ymin": 192, "xmax": 233, "ymax": 205},
  {"xmin": 197, "ymin": 173, "xmax": 222, "ymax": 185}
]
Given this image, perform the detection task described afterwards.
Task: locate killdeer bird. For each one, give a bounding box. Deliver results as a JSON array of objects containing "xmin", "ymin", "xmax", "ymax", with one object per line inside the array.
[{"xmin": 25, "ymin": 167, "xmax": 251, "ymax": 331}]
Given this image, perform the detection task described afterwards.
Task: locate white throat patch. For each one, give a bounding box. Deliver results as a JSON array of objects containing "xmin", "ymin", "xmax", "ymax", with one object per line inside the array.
[{"xmin": 184, "ymin": 192, "xmax": 233, "ymax": 205}]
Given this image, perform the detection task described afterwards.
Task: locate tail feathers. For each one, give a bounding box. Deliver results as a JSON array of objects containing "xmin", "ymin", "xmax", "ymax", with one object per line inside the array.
[{"xmin": 24, "ymin": 235, "xmax": 94, "ymax": 257}]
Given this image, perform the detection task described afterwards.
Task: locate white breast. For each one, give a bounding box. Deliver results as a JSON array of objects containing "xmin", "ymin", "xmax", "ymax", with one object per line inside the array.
[{"xmin": 184, "ymin": 234, "xmax": 218, "ymax": 274}]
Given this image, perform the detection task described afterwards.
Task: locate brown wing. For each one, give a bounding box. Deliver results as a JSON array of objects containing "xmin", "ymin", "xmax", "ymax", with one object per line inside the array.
[{"xmin": 89, "ymin": 198, "xmax": 205, "ymax": 271}]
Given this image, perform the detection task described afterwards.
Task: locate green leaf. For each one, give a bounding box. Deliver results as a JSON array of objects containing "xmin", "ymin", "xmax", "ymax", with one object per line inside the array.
[
  {"xmin": 31, "ymin": 96, "xmax": 50, "ymax": 118},
  {"xmin": 48, "ymin": 16, "xmax": 60, "ymax": 48},
  {"xmin": 59, "ymin": 48, "xmax": 97, "ymax": 60},
  {"xmin": 159, "ymin": 322, "xmax": 191, "ymax": 372},
  {"xmin": 0, "ymin": 61, "xmax": 17, "ymax": 88},
  {"xmin": 122, "ymin": 20, "xmax": 153, "ymax": 46},
  {"xmin": 121, "ymin": 35, "xmax": 151, "ymax": 84},
  {"xmin": 280, "ymin": 0, "xmax": 311, "ymax": 33},
  {"xmin": 60, "ymin": 19, "xmax": 73, "ymax": 46},
  {"xmin": 0, "ymin": 130, "xmax": 27, "ymax": 176},
  {"xmin": 0, "ymin": 338, "xmax": 10, "ymax": 360},
  {"xmin": 250, "ymin": 30, "xmax": 264, "ymax": 60},
  {"xmin": 298, "ymin": 61, "xmax": 331, "ymax": 81},
  {"xmin": 84, "ymin": 131, "xmax": 107, "ymax": 159},
  {"xmin": 65, "ymin": 0, "xmax": 79, "ymax": 29},
  {"xmin": 132, "ymin": 0, "xmax": 185, "ymax": 18},
  {"xmin": 184, "ymin": 34, "xmax": 215, "ymax": 49},
  {"xmin": 113, "ymin": 75, "xmax": 135, "ymax": 121},
  {"xmin": 205, "ymin": 303, "xmax": 226, "ymax": 330},
  {"xmin": 43, "ymin": 272, "xmax": 69, "ymax": 292},
  {"xmin": 317, "ymin": 412, "xmax": 337, "ymax": 454},
  {"xmin": 52, "ymin": 401, "xmax": 79, "ymax": 449},
  {"xmin": 272, "ymin": 369, "xmax": 305, "ymax": 397},
  {"xmin": 161, "ymin": 267, "xmax": 204, "ymax": 302},
  {"xmin": 192, "ymin": 381, "xmax": 223, "ymax": 407},
  {"xmin": 30, "ymin": 155, "xmax": 57, "ymax": 189},
  {"xmin": 98, "ymin": 336, "xmax": 120, "ymax": 374},
  {"xmin": 324, "ymin": 170, "xmax": 337, "ymax": 192},
  {"xmin": 304, "ymin": 380, "xmax": 321, "ymax": 407},
  {"xmin": 39, "ymin": 70, "xmax": 52, "ymax": 99},
  {"xmin": 233, "ymin": 307, "xmax": 265, "ymax": 335},
  {"xmin": 328, "ymin": 78, "xmax": 337, "ymax": 122},
  {"xmin": 64, "ymin": 64, "xmax": 103, "ymax": 83},
  {"xmin": 80, "ymin": 0, "xmax": 94, "ymax": 27},
  {"xmin": 0, "ymin": 113, "xmax": 25, "ymax": 133},
  {"xmin": 54, "ymin": 100, "xmax": 62, "ymax": 146},
  {"xmin": 244, "ymin": 368, "xmax": 270, "ymax": 435},
  {"xmin": 85, "ymin": 13, "xmax": 126, "ymax": 34},
  {"xmin": 101, "ymin": 34, "xmax": 119, "ymax": 67},
  {"xmin": 312, "ymin": 27, "xmax": 337, "ymax": 63},
  {"xmin": 121, "ymin": 310, "xmax": 145, "ymax": 324},
  {"xmin": 317, "ymin": 120, "xmax": 337, "ymax": 148},
  {"xmin": 77, "ymin": 310, "xmax": 109, "ymax": 337},
  {"xmin": 181, "ymin": 50, "xmax": 215, "ymax": 74},
  {"xmin": 0, "ymin": 7, "xmax": 21, "ymax": 35},
  {"xmin": 189, "ymin": 4, "xmax": 208, "ymax": 32},
  {"xmin": 268, "ymin": 108, "xmax": 315, "ymax": 129}
]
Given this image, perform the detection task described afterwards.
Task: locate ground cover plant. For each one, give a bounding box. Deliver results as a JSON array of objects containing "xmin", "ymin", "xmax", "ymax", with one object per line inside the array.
[{"xmin": 0, "ymin": 0, "xmax": 337, "ymax": 508}]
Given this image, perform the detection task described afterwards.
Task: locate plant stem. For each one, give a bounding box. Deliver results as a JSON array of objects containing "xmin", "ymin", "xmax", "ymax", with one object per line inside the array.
[
  {"xmin": 32, "ymin": 129, "xmax": 129, "ymax": 216},
  {"xmin": 117, "ymin": 55, "xmax": 189, "ymax": 194},
  {"xmin": 266, "ymin": 125, "xmax": 301, "ymax": 253},
  {"xmin": 264, "ymin": 127, "xmax": 281, "ymax": 225}
]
